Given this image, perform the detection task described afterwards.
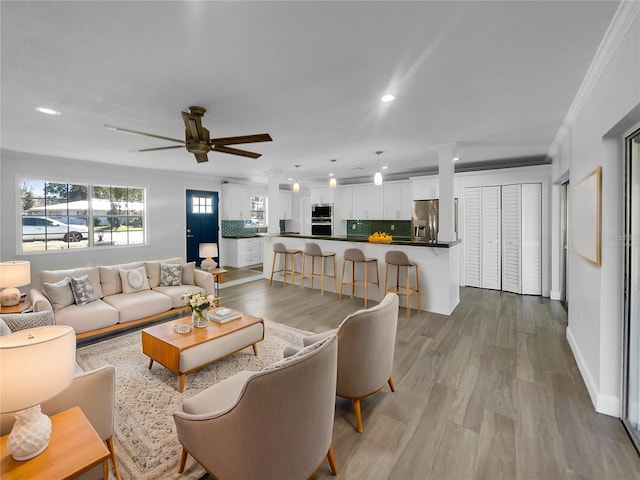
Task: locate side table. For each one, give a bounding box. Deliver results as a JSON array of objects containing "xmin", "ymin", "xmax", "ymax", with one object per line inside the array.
[
  {"xmin": 204, "ymin": 267, "xmax": 228, "ymax": 297},
  {"xmin": 0, "ymin": 406, "xmax": 110, "ymax": 479},
  {"xmin": 0, "ymin": 301, "xmax": 32, "ymax": 314}
]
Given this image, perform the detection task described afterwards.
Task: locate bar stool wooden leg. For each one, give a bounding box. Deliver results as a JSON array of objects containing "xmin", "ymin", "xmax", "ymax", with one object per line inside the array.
[
  {"xmin": 282, "ymin": 252, "xmax": 289, "ymax": 287},
  {"xmin": 320, "ymin": 255, "xmax": 325, "ymax": 295},
  {"xmin": 301, "ymin": 253, "xmax": 306, "ymax": 288},
  {"xmin": 406, "ymin": 265, "xmax": 411, "ymax": 317},
  {"xmin": 415, "ymin": 264, "xmax": 421, "ymax": 311},
  {"xmin": 350, "ymin": 260, "xmax": 355, "ymax": 298},
  {"xmin": 339, "ymin": 259, "xmax": 347, "ymax": 300},
  {"xmin": 269, "ymin": 251, "xmax": 277, "ymax": 285},
  {"xmin": 364, "ymin": 261, "xmax": 369, "ymax": 308},
  {"xmin": 333, "ymin": 255, "xmax": 338, "ymax": 294}
]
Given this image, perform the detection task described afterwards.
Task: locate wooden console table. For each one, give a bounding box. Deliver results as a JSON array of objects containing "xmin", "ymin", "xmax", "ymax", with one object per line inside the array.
[{"xmin": 0, "ymin": 406, "xmax": 110, "ymax": 479}]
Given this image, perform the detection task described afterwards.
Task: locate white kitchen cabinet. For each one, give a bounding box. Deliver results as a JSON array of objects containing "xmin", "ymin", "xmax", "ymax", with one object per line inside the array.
[
  {"xmin": 412, "ymin": 177, "xmax": 439, "ymax": 200},
  {"xmin": 383, "ymin": 182, "xmax": 412, "ymax": 220},
  {"xmin": 221, "ymin": 184, "xmax": 251, "ymax": 220},
  {"xmin": 279, "ymin": 190, "xmax": 292, "ymax": 220},
  {"xmin": 222, "ymin": 237, "xmax": 263, "ymax": 268},
  {"xmin": 352, "ymin": 185, "xmax": 383, "ymax": 220},
  {"xmin": 311, "ymin": 187, "xmax": 334, "ymax": 205},
  {"xmin": 335, "ymin": 186, "xmax": 353, "ymax": 220}
]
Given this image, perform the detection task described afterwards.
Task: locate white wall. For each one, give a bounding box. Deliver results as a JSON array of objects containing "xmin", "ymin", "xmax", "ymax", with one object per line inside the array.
[
  {"xmin": 0, "ymin": 150, "xmax": 224, "ymax": 291},
  {"xmin": 551, "ymin": 5, "xmax": 640, "ymax": 416}
]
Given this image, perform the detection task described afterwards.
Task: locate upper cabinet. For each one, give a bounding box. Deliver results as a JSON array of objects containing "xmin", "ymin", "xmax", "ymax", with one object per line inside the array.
[
  {"xmin": 411, "ymin": 177, "xmax": 440, "ymax": 200},
  {"xmin": 310, "ymin": 187, "xmax": 334, "ymax": 205},
  {"xmin": 221, "ymin": 184, "xmax": 250, "ymax": 220},
  {"xmin": 383, "ymin": 182, "xmax": 412, "ymax": 220},
  {"xmin": 352, "ymin": 185, "xmax": 384, "ymax": 220},
  {"xmin": 279, "ymin": 190, "xmax": 292, "ymax": 220},
  {"xmin": 334, "ymin": 186, "xmax": 353, "ymax": 220}
]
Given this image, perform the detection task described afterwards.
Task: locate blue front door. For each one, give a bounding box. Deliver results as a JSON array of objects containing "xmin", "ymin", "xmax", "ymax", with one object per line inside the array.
[{"xmin": 186, "ymin": 190, "xmax": 219, "ymax": 265}]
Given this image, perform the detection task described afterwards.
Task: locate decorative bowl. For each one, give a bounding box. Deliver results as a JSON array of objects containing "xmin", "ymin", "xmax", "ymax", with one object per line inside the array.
[{"xmin": 173, "ymin": 323, "xmax": 192, "ymax": 334}]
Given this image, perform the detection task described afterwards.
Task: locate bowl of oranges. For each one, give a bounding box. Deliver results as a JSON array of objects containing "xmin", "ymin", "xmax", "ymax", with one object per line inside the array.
[{"xmin": 368, "ymin": 231, "xmax": 393, "ymax": 243}]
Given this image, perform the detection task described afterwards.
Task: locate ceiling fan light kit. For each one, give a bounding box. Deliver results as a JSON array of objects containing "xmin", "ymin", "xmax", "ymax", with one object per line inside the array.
[{"xmin": 106, "ymin": 105, "xmax": 272, "ymax": 164}]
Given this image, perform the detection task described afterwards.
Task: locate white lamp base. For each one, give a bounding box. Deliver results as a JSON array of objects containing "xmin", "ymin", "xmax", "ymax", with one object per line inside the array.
[
  {"xmin": 0, "ymin": 287, "xmax": 21, "ymax": 307},
  {"xmin": 8, "ymin": 404, "xmax": 52, "ymax": 461},
  {"xmin": 201, "ymin": 258, "xmax": 218, "ymax": 271}
]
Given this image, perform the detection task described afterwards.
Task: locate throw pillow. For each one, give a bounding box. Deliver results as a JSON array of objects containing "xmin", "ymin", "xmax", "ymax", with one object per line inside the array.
[
  {"xmin": 119, "ymin": 266, "xmax": 151, "ymax": 294},
  {"xmin": 43, "ymin": 277, "xmax": 75, "ymax": 311},
  {"xmin": 0, "ymin": 318, "xmax": 11, "ymax": 336},
  {"xmin": 70, "ymin": 275, "xmax": 98, "ymax": 306},
  {"xmin": 0, "ymin": 311, "xmax": 54, "ymax": 332},
  {"xmin": 182, "ymin": 262, "xmax": 196, "ymax": 285},
  {"xmin": 160, "ymin": 263, "xmax": 183, "ymax": 286},
  {"xmin": 260, "ymin": 335, "xmax": 334, "ymax": 372}
]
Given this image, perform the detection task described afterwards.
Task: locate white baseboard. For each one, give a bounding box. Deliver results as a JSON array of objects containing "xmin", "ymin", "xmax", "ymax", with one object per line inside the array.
[
  {"xmin": 566, "ymin": 326, "xmax": 620, "ymax": 417},
  {"xmin": 550, "ymin": 290, "xmax": 562, "ymax": 301}
]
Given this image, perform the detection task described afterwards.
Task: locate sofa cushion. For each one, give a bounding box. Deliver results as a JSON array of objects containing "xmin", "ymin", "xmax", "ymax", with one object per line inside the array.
[
  {"xmin": 153, "ymin": 285, "xmax": 206, "ymax": 308},
  {"xmin": 53, "ymin": 300, "xmax": 119, "ymax": 334},
  {"xmin": 43, "ymin": 277, "xmax": 75, "ymax": 311},
  {"xmin": 99, "ymin": 262, "xmax": 143, "ymax": 296},
  {"xmin": 40, "ymin": 267, "xmax": 104, "ymax": 299},
  {"xmin": 119, "ymin": 266, "xmax": 150, "ymax": 294},
  {"xmin": 145, "ymin": 257, "xmax": 183, "ymax": 288},
  {"xmin": 102, "ymin": 290, "xmax": 173, "ymax": 323},
  {"xmin": 160, "ymin": 263, "xmax": 182, "ymax": 286},
  {"xmin": 70, "ymin": 274, "xmax": 98, "ymax": 306}
]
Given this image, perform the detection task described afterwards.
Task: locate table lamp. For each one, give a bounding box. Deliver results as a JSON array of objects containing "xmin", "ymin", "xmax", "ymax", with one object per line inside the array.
[
  {"xmin": 199, "ymin": 243, "xmax": 218, "ymax": 271},
  {"xmin": 0, "ymin": 261, "xmax": 31, "ymax": 306},
  {"xmin": 0, "ymin": 325, "xmax": 76, "ymax": 460}
]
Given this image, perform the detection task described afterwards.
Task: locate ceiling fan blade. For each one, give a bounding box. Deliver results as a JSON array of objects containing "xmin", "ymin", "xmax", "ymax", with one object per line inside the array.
[
  {"xmin": 181, "ymin": 111, "xmax": 205, "ymax": 141},
  {"xmin": 130, "ymin": 145, "xmax": 184, "ymax": 152},
  {"xmin": 209, "ymin": 133, "xmax": 273, "ymax": 146},
  {"xmin": 104, "ymin": 124, "xmax": 184, "ymax": 144},
  {"xmin": 213, "ymin": 145, "xmax": 262, "ymax": 159},
  {"xmin": 194, "ymin": 153, "xmax": 209, "ymax": 163}
]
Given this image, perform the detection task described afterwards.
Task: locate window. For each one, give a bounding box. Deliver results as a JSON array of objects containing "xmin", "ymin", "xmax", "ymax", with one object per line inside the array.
[
  {"xmin": 192, "ymin": 195, "xmax": 213, "ymax": 214},
  {"xmin": 247, "ymin": 195, "xmax": 266, "ymax": 227},
  {"xmin": 20, "ymin": 179, "xmax": 146, "ymax": 253}
]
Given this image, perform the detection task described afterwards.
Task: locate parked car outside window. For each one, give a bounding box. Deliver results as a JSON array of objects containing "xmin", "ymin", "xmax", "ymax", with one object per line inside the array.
[{"xmin": 22, "ymin": 216, "xmax": 89, "ymax": 242}]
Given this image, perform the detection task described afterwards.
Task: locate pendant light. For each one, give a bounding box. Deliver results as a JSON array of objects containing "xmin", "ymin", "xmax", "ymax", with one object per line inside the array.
[
  {"xmin": 329, "ymin": 159, "xmax": 337, "ymax": 189},
  {"xmin": 292, "ymin": 165, "xmax": 300, "ymax": 193},
  {"xmin": 373, "ymin": 151, "xmax": 383, "ymax": 186}
]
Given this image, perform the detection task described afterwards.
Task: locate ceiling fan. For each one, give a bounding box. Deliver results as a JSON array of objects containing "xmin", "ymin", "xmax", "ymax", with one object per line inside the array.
[{"xmin": 104, "ymin": 106, "xmax": 272, "ymax": 163}]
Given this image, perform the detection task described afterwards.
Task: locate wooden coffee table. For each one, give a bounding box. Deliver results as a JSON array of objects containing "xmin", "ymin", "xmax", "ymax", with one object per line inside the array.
[{"xmin": 142, "ymin": 310, "xmax": 264, "ymax": 392}]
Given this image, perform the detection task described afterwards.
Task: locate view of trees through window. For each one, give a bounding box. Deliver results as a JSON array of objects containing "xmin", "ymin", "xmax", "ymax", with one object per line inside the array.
[
  {"xmin": 249, "ymin": 195, "xmax": 266, "ymax": 227},
  {"xmin": 20, "ymin": 179, "xmax": 146, "ymax": 252}
]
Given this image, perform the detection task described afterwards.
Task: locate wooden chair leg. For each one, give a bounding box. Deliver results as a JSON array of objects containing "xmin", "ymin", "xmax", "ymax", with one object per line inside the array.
[
  {"xmin": 269, "ymin": 251, "xmax": 277, "ymax": 285},
  {"xmin": 353, "ymin": 398, "xmax": 363, "ymax": 433},
  {"xmin": 327, "ymin": 444, "xmax": 339, "ymax": 475},
  {"xmin": 320, "ymin": 256, "xmax": 325, "ymax": 295},
  {"xmin": 282, "ymin": 252, "xmax": 288, "ymax": 287},
  {"xmin": 178, "ymin": 447, "xmax": 188, "ymax": 473},
  {"xmin": 388, "ymin": 375, "xmax": 396, "ymax": 392},
  {"xmin": 339, "ymin": 259, "xmax": 346, "ymax": 300},
  {"xmin": 333, "ymin": 255, "xmax": 338, "ymax": 294},
  {"xmin": 301, "ymin": 253, "xmax": 306, "ymax": 288},
  {"xmin": 415, "ymin": 264, "xmax": 422, "ymax": 311},
  {"xmin": 406, "ymin": 265, "xmax": 411, "ymax": 318},
  {"xmin": 107, "ymin": 436, "xmax": 122, "ymax": 480}
]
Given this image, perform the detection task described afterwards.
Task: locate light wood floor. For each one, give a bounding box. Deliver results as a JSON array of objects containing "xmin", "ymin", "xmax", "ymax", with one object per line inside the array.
[{"xmin": 221, "ymin": 279, "xmax": 640, "ymax": 480}]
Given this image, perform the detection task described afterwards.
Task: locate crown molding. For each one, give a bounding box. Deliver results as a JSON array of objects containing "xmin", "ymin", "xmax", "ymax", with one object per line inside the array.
[{"xmin": 547, "ymin": 1, "xmax": 640, "ymax": 159}]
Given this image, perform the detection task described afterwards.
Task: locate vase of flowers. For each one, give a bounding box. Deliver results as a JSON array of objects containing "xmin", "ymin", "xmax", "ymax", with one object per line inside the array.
[{"xmin": 183, "ymin": 291, "xmax": 218, "ymax": 328}]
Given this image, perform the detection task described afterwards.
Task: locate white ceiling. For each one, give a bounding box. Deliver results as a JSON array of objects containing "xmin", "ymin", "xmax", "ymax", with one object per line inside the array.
[{"xmin": 1, "ymin": 1, "xmax": 619, "ymax": 186}]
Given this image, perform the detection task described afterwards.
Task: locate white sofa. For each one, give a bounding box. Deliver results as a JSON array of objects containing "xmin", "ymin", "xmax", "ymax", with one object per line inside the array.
[{"xmin": 30, "ymin": 257, "xmax": 215, "ymax": 338}]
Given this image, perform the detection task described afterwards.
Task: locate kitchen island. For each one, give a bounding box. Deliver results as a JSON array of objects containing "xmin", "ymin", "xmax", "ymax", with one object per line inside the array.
[{"xmin": 262, "ymin": 234, "xmax": 461, "ymax": 315}]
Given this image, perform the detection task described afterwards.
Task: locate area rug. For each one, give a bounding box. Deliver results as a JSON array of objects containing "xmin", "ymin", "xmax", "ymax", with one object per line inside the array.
[{"xmin": 76, "ymin": 320, "xmax": 309, "ymax": 480}]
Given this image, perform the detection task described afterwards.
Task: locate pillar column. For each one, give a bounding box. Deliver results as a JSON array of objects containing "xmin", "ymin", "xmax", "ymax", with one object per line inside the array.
[
  {"xmin": 267, "ymin": 170, "xmax": 281, "ymax": 235},
  {"xmin": 437, "ymin": 144, "xmax": 457, "ymax": 242}
]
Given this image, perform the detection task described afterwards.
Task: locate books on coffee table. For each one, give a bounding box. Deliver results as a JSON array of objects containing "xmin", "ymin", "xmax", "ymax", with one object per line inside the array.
[{"xmin": 207, "ymin": 307, "xmax": 242, "ymax": 323}]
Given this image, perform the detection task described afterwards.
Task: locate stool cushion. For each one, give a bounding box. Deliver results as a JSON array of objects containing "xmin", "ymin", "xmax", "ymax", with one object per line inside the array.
[
  {"xmin": 273, "ymin": 243, "xmax": 288, "ymax": 254},
  {"xmin": 385, "ymin": 250, "xmax": 414, "ymax": 266}
]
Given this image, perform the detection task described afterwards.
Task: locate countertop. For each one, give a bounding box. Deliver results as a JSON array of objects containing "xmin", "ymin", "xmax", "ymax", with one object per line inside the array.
[{"xmin": 275, "ymin": 233, "xmax": 462, "ymax": 248}]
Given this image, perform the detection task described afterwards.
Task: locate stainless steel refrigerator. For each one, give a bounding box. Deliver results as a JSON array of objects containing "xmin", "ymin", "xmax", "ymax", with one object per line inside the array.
[{"xmin": 411, "ymin": 199, "xmax": 458, "ymax": 242}]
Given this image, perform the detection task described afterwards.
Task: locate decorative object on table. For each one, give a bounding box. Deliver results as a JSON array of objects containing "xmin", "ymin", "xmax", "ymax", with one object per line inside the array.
[
  {"xmin": 368, "ymin": 231, "xmax": 393, "ymax": 243},
  {"xmin": 207, "ymin": 307, "xmax": 242, "ymax": 323},
  {"xmin": 183, "ymin": 291, "xmax": 218, "ymax": 328},
  {"xmin": 0, "ymin": 325, "xmax": 76, "ymax": 460},
  {"xmin": 0, "ymin": 261, "xmax": 31, "ymax": 307},
  {"xmin": 172, "ymin": 323, "xmax": 193, "ymax": 334},
  {"xmin": 199, "ymin": 243, "xmax": 218, "ymax": 271}
]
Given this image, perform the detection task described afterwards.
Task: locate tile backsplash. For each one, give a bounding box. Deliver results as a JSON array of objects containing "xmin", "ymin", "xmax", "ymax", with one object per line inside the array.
[
  {"xmin": 347, "ymin": 220, "xmax": 411, "ymax": 238},
  {"xmin": 221, "ymin": 220, "xmax": 267, "ymax": 236}
]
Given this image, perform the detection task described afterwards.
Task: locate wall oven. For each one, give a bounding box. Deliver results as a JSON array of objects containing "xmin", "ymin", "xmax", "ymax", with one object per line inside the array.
[{"xmin": 311, "ymin": 203, "xmax": 333, "ymax": 236}]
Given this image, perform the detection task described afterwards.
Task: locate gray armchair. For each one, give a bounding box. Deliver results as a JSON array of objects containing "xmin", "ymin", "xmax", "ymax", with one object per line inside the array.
[
  {"xmin": 173, "ymin": 334, "xmax": 339, "ymax": 480},
  {"xmin": 301, "ymin": 292, "xmax": 399, "ymax": 432}
]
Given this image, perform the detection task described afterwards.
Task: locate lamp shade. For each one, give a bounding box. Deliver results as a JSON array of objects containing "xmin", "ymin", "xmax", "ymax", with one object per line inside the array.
[
  {"xmin": 199, "ymin": 243, "xmax": 218, "ymax": 259},
  {"xmin": 0, "ymin": 261, "xmax": 31, "ymax": 288},
  {"xmin": 374, "ymin": 171, "xmax": 383, "ymax": 186},
  {"xmin": 0, "ymin": 325, "xmax": 76, "ymax": 413}
]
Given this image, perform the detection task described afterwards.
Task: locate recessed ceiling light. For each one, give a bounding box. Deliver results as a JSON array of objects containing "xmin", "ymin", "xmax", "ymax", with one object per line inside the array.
[
  {"xmin": 453, "ymin": 157, "xmax": 460, "ymax": 162},
  {"xmin": 36, "ymin": 107, "xmax": 61, "ymax": 115},
  {"xmin": 381, "ymin": 165, "xmax": 389, "ymax": 170},
  {"xmin": 381, "ymin": 94, "xmax": 395, "ymax": 103}
]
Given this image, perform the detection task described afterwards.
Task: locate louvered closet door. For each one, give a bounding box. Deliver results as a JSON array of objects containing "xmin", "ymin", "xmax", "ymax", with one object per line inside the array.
[
  {"xmin": 464, "ymin": 187, "xmax": 482, "ymax": 287},
  {"xmin": 501, "ymin": 184, "xmax": 522, "ymax": 293},
  {"xmin": 521, "ymin": 183, "xmax": 542, "ymax": 295},
  {"xmin": 481, "ymin": 186, "xmax": 501, "ymax": 290}
]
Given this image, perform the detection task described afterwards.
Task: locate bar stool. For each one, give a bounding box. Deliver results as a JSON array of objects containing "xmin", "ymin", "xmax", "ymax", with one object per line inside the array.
[
  {"xmin": 339, "ymin": 248, "xmax": 380, "ymax": 308},
  {"xmin": 269, "ymin": 242, "xmax": 302, "ymax": 287},
  {"xmin": 384, "ymin": 250, "xmax": 421, "ymax": 317},
  {"xmin": 301, "ymin": 242, "xmax": 338, "ymax": 295}
]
